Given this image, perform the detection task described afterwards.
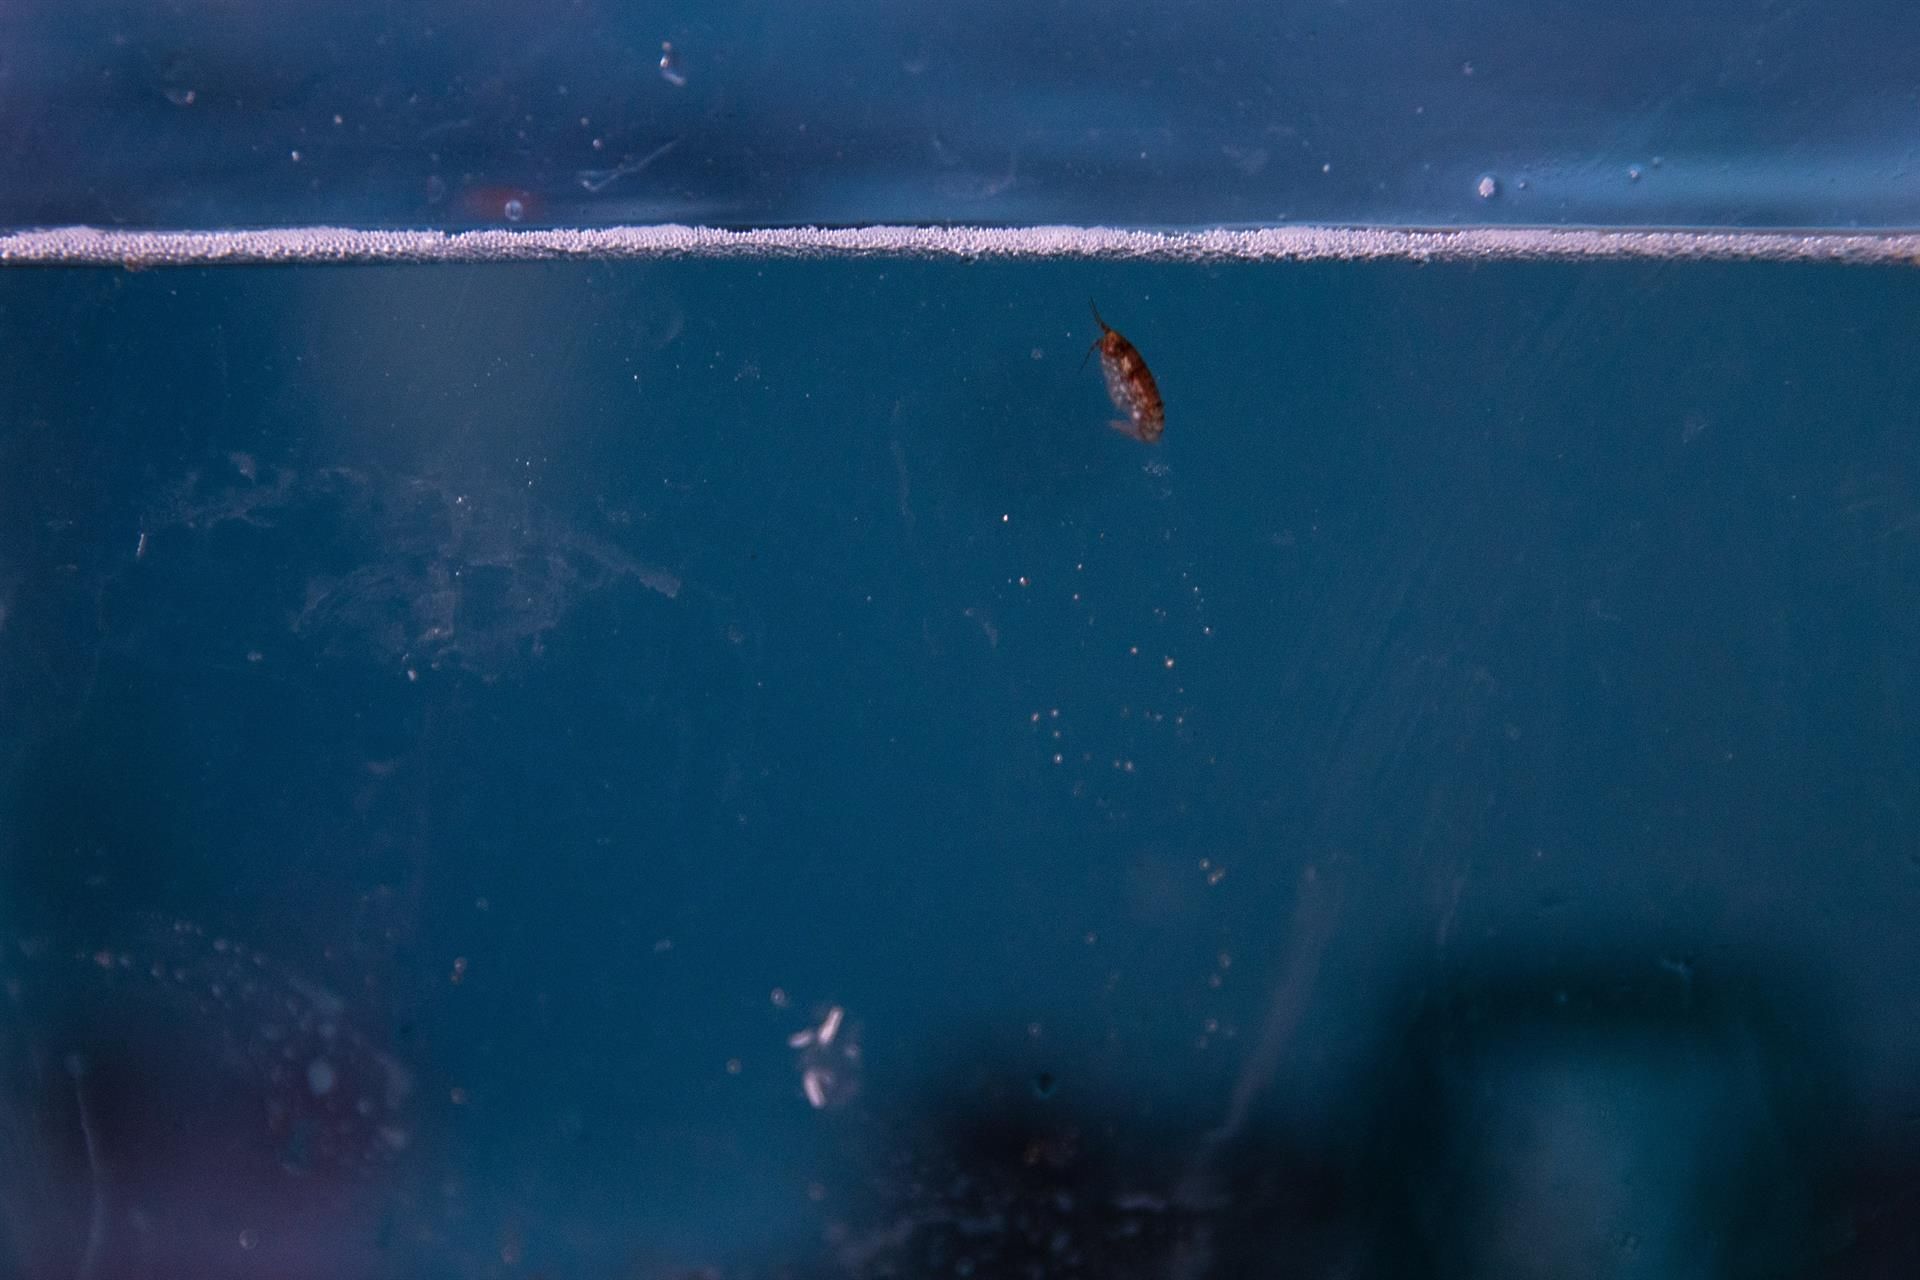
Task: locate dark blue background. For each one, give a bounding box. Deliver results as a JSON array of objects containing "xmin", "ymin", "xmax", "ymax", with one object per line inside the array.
[
  {"xmin": 4, "ymin": 0, "xmax": 1920, "ymax": 229},
  {"xmin": 3, "ymin": 260, "xmax": 1920, "ymax": 1275}
]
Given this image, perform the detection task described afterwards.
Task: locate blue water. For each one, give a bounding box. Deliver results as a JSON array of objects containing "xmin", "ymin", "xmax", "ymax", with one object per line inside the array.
[{"xmin": 3, "ymin": 259, "xmax": 1920, "ymax": 1276}]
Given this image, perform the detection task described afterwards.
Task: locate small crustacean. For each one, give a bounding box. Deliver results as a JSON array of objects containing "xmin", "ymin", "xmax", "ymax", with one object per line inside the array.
[{"xmin": 1085, "ymin": 300, "xmax": 1165, "ymax": 444}]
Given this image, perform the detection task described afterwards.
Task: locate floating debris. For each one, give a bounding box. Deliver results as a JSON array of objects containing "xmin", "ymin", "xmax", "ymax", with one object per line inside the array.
[{"xmin": 659, "ymin": 41, "xmax": 687, "ymax": 87}]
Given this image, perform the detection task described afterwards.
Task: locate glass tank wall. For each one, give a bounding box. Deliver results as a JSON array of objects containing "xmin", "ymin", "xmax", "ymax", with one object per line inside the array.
[
  {"xmin": 3, "ymin": 2, "xmax": 1919, "ymax": 1278},
  {"xmin": 2, "ymin": 0, "xmax": 1918, "ymax": 229}
]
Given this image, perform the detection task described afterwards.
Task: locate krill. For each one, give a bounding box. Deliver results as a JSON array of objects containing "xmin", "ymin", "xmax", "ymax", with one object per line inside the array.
[{"xmin": 1085, "ymin": 301, "xmax": 1165, "ymax": 444}]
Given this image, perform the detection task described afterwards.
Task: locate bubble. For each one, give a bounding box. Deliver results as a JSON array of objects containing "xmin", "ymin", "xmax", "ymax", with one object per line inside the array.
[
  {"xmin": 307, "ymin": 1058, "xmax": 337, "ymax": 1096},
  {"xmin": 238, "ymin": 1229, "xmax": 259, "ymax": 1250},
  {"xmin": 15, "ymin": 224, "xmax": 1920, "ymax": 270},
  {"xmin": 1476, "ymin": 174, "xmax": 1499, "ymax": 200},
  {"xmin": 1628, "ymin": 165, "xmax": 1644, "ymax": 182},
  {"xmin": 503, "ymin": 197, "xmax": 525, "ymax": 222}
]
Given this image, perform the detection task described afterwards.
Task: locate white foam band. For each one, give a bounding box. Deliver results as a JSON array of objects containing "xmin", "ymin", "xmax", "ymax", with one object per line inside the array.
[{"xmin": 4, "ymin": 224, "xmax": 1919, "ymax": 267}]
